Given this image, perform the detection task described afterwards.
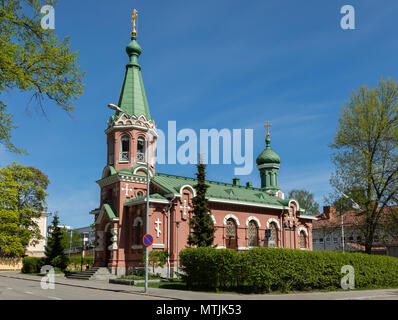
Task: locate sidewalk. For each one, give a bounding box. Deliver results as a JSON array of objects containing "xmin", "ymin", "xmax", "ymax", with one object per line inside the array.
[{"xmin": 1, "ymin": 271, "xmax": 398, "ymax": 300}]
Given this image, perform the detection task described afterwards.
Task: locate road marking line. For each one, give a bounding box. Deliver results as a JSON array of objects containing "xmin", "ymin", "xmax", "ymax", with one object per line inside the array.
[
  {"xmin": 7, "ymin": 287, "xmax": 12, "ymax": 290},
  {"xmin": 24, "ymin": 291, "xmax": 33, "ymax": 294},
  {"xmin": 338, "ymin": 294, "xmax": 393, "ymax": 300},
  {"xmin": 48, "ymin": 296, "xmax": 62, "ymax": 300}
]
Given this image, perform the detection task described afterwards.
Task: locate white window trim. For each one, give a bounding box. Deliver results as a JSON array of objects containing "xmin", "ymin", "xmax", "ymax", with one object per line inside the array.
[
  {"xmin": 223, "ymin": 214, "xmax": 240, "ymax": 226},
  {"xmin": 246, "ymin": 216, "xmax": 261, "ymax": 227},
  {"xmin": 266, "ymin": 218, "xmax": 280, "ymax": 229}
]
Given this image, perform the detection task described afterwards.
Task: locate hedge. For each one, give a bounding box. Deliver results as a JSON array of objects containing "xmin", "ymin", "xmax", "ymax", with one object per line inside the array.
[
  {"xmin": 21, "ymin": 257, "xmax": 45, "ymax": 274},
  {"xmin": 179, "ymin": 247, "xmax": 398, "ymax": 293}
]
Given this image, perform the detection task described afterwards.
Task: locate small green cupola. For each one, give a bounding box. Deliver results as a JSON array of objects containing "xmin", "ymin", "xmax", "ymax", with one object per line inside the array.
[
  {"xmin": 256, "ymin": 123, "xmax": 281, "ymax": 192},
  {"xmin": 115, "ymin": 11, "xmax": 151, "ymax": 120}
]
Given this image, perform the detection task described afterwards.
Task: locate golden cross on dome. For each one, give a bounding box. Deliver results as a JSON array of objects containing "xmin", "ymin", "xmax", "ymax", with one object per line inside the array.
[
  {"xmin": 264, "ymin": 121, "xmax": 272, "ymax": 137},
  {"xmin": 131, "ymin": 9, "xmax": 138, "ymax": 36}
]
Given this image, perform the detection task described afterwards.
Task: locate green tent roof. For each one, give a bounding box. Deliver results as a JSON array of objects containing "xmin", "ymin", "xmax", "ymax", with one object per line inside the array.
[{"xmin": 115, "ymin": 35, "xmax": 151, "ymax": 120}]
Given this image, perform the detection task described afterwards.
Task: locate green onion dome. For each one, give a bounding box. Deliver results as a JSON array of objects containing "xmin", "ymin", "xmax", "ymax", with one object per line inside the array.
[{"xmin": 256, "ymin": 136, "xmax": 281, "ymax": 165}]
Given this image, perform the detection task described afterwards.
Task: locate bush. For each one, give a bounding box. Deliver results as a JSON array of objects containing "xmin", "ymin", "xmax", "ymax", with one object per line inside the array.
[
  {"xmin": 67, "ymin": 256, "xmax": 94, "ymax": 271},
  {"xmin": 21, "ymin": 257, "xmax": 45, "ymax": 274},
  {"xmin": 179, "ymin": 247, "xmax": 398, "ymax": 293},
  {"xmin": 51, "ymin": 255, "xmax": 69, "ymax": 271}
]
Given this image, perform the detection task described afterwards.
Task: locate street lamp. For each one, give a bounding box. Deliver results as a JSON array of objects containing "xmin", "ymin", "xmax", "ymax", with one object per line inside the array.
[
  {"xmin": 80, "ymin": 232, "xmax": 88, "ymax": 272},
  {"xmin": 338, "ymin": 190, "xmax": 362, "ymax": 253},
  {"xmin": 144, "ymin": 128, "xmax": 155, "ymax": 294}
]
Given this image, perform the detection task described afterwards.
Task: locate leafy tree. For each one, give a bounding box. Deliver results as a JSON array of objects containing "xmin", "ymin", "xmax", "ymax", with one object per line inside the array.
[
  {"xmin": 330, "ymin": 78, "xmax": 398, "ymax": 254},
  {"xmin": 188, "ymin": 161, "xmax": 216, "ymax": 247},
  {"xmin": 0, "ymin": 0, "xmax": 85, "ymax": 153},
  {"xmin": 143, "ymin": 250, "xmax": 169, "ymax": 274},
  {"xmin": 0, "ymin": 162, "xmax": 49, "ymax": 257},
  {"xmin": 62, "ymin": 228, "xmax": 82, "ymax": 250},
  {"xmin": 288, "ymin": 189, "xmax": 320, "ymax": 215},
  {"xmin": 45, "ymin": 214, "xmax": 67, "ymax": 268}
]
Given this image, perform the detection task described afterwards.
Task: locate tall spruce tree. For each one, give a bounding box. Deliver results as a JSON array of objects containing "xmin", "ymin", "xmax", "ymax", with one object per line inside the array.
[
  {"xmin": 45, "ymin": 214, "xmax": 66, "ymax": 265},
  {"xmin": 188, "ymin": 160, "xmax": 215, "ymax": 247}
]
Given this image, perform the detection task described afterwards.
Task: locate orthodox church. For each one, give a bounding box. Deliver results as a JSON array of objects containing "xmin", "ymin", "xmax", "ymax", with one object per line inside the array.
[{"xmin": 91, "ymin": 16, "xmax": 317, "ymax": 276}]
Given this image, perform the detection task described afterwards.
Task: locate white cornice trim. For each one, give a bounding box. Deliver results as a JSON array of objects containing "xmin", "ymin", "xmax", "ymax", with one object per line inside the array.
[
  {"xmin": 256, "ymin": 164, "xmax": 280, "ymax": 170},
  {"xmin": 125, "ymin": 197, "xmax": 170, "ymax": 207},
  {"xmin": 298, "ymin": 215, "xmax": 318, "ymax": 220},
  {"xmin": 208, "ymin": 197, "xmax": 285, "ymax": 210}
]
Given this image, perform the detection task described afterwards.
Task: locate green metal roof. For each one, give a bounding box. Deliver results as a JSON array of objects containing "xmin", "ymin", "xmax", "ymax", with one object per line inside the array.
[
  {"xmin": 115, "ymin": 35, "xmax": 151, "ymax": 120},
  {"xmin": 103, "ymin": 203, "xmax": 118, "ymax": 219},
  {"xmin": 256, "ymin": 136, "xmax": 281, "ymax": 165},
  {"xmin": 152, "ymin": 173, "xmax": 290, "ymax": 207}
]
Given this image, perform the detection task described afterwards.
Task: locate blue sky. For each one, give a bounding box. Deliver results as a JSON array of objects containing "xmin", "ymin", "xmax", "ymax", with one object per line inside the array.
[{"xmin": 1, "ymin": 0, "xmax": 398, "ymax": 228}]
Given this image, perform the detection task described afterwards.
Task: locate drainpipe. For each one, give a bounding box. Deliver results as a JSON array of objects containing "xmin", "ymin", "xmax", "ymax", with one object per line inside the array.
[
  {"xmin": 280, "ymin": 208, "xmax": 284, "ymax": 248},
  {"xmin": 166, "ymin": 196, "xmax": 176, "ymax": 278}
]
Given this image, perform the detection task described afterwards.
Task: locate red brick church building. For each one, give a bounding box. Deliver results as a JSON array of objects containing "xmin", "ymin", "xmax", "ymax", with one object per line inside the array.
[{"xmin": 91, "ymin": 20, "xmax": 316, "ymax": 276}]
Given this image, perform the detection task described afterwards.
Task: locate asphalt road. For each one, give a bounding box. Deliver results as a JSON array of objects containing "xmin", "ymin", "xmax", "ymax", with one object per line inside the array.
[
  {"xmin": 0, "ymin": 276, "xmax": 164, "ymax": 300},
  {"xmin": 1, "ymin": 274, "xmax": 398, "ymax": 300}
]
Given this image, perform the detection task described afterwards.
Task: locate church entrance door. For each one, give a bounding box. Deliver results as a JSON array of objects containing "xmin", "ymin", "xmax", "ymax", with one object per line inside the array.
[{"xmin": 226, "ymin": 218, "xmax": 238, "ymax": 250}]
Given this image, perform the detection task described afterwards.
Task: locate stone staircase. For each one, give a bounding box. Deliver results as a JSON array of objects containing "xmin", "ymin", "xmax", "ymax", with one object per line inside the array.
[{"xmin": 65, "ymin": 267, "xmax": 116, "ymax": 281}]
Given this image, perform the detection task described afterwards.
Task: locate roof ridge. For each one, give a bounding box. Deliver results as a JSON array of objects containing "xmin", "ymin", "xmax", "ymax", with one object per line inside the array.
[{"xmin": 156, "ymin": 172, "xmax": 265, "ymax": 190}]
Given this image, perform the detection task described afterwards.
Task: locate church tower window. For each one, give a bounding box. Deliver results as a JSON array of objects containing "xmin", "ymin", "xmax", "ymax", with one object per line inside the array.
[
  {"xmin": 109, "ymin": 138, "xmax": 115, "ymax": 165},
  {"xmin": 137, "ymin": 137, "xmax": 145, "ymax": 162},
  {"xmin": 248, "ymin": 221, "xmax": 259, "ymax": 247},
  {"xmin": 120, "ymin": 135, "xmax": 130, "ymax": 161}
]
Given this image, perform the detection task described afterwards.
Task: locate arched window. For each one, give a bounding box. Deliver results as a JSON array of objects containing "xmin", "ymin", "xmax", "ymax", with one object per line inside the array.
[
  {"xmin": 137, "ymin": 137, "xmax": 145, "ymax": 162},
  {"xmin": 137, "ymin": 191, "xmax": 144, "ymax": 197},
  {"xmin": 109, "ymin": 138, "xmax": 115, "ymax": 165},
  {"xmin": 133, "ymin": 218, "xmax": 143, "ymax": 246},
  {"xmin": 299, "ymin": 231, "xmax": 307, "ymax": 249},
  {"xmin": 120, "ymin": 135, "xmax": 130, "ymax": 161},
  {"xmin": 248, "ymin": 221, "xmax": 258, "ymax": 247},
  {"xmin": 268, "ymin": 222, "xmax": 278, "ymax": 248},
  {"xmin": 226, "ymin": 218, "xmax": 237, "ymax": 250}
]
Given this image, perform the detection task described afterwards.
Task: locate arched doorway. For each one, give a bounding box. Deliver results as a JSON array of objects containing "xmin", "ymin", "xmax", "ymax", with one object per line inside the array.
[{"xmin": 226, "ymin": 218, "xmax": 237, "ymax": 250}]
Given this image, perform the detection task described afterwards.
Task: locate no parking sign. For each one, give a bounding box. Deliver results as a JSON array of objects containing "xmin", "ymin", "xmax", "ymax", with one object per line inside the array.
[{"xmin": 143, "ymin": 234, "xmax": 153, "ymax": 247}]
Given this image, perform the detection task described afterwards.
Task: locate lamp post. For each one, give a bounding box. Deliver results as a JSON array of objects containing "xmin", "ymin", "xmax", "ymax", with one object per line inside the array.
[
  {"xmin": 80, "ymin": 232, "xmax": 88, "ymax": 272},
  {"xmin": 144, "ymin": 128, "xmax": 155, "ymax": 294},
  {"xmin": 176, "ymin": 221, "xmax": 180, "ymax": 275},
  {"xmin": 338, "ymin": 190, "xmax": 362, "ymax": 253}
]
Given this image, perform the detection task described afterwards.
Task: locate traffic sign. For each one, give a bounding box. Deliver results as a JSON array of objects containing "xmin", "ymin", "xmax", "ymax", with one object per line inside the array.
[{"xmin": 143, "ymin": 234, "xmax": 153, "ymax": 247}]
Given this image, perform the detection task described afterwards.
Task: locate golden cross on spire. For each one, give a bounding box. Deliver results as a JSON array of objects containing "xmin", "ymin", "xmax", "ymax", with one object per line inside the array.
[
  {"xmin": 131, "ymin": 9, "xmax": 138, "ymax": 36},
  {"xmin": 265, "ymin": 121, "xmax": 272, "ymax": 137}
]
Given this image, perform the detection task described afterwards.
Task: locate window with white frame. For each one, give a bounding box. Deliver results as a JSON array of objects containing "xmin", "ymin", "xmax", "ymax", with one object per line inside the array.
[
  {"xmin": 137, "ymin": 137, "xmax": 145, "ymax": 162},
  {"xmin": 120, "ymin": 135, "xmax": 130, "ymax": 161}
]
